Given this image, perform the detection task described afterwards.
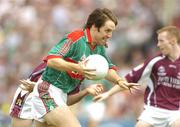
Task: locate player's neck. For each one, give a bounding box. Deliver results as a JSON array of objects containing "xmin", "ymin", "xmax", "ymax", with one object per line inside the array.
[{"xmin": 168, "ymin": 45, "xmax": 180, "ymax": 61}]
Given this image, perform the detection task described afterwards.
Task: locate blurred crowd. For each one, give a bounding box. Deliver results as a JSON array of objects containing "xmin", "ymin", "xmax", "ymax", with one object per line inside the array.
[{"xmin": 0, "ymin": 0, "xmax": 180, "ymax": 126}]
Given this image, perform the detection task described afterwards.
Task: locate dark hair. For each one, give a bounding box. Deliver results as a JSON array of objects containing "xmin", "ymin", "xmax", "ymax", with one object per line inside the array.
[
  {"xmin": 85, "ymin": 8, "xmax": 118, "ymax": 29},
  {"xmin": 157, "ymin": 26, "xmax": 180, "ymax": 43}
]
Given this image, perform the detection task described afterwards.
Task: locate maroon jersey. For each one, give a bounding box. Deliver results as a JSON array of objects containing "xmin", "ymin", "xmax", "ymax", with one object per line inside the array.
[{"xmin": 125, "ymin": 54, "xmax": 180, "ymax": 110}]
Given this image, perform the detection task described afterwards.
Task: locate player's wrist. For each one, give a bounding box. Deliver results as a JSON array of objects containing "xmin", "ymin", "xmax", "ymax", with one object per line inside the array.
[
  {"xmin": 116, "ymin": 78, "xmax": 126, "ymax": 84},
  {"xmin": 68, "ymin": 63, "xmax": 82, "ymax": 75},
  {"xmin": 84, "ymin": 88, "xmax": 90, "ymax": 95},
  {"xmin": 116, "ymin": 79, "xmax": 129, "ymax": 90},
  {"xmin": 75, "ymin": 62, "xmax": 83, "ymax": 73},
  {"xmin": 106, "ymin": 91, "xmax": 112, "ymax": 97}
]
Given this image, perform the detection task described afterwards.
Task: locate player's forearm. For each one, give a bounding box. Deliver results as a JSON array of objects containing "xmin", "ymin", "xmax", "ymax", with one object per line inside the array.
[
  {"xmin": 105, "ymin": 69, "xmax": 125, "ymax": 84},
  {"xmin": 67, "ymin": 89, "xmax": 88, "ymax": 106},
  {"xmin": 47, "ymin": 58, "xmax": 80, "ymax": 72},
  {"xmin": 106, "ymin": 85, "xmax": 124, "ymax": 97}
]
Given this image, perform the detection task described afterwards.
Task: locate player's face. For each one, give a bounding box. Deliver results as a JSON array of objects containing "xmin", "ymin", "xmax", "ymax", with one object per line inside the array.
[
  {"xmin": 93, "ymin": 20, "xmax": 116, "ymax": 46},
  {"xmin": 157, "ymin": 31, "xmax": 174, "ymax": 56}
]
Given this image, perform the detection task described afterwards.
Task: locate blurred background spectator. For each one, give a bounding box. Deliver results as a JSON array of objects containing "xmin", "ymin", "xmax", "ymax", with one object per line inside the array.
[{"xmin": 0, "ymin": 0, "xmax": 179, "ymax": 126}]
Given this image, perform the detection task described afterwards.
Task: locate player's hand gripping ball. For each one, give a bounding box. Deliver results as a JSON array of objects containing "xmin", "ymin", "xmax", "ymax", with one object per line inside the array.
[{"xmin": 85, "ymin": 54, "xmax": 109, "ymax": 80}]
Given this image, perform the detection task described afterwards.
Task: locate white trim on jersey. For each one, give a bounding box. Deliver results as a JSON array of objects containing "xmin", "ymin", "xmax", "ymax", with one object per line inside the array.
[{"xmin": 138, "ymin": 56, "xmax": 165, "ymax": 106}]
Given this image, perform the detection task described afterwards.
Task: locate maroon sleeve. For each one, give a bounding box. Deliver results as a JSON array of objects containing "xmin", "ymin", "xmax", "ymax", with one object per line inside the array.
[
  {"xmin": 29, "ymin": 62, "xmax": 47, "ymax": 82},
  {"xmin": 125, "ymin": 53, "xmax": 161, "ymax": 83},
  {"xmin": 125, "ymin": 60, "xmax": 151, "ymax": 83}
]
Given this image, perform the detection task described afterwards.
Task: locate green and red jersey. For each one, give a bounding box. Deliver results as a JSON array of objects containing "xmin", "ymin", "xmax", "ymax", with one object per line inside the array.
[{"xmin": 42, "ymin": 28, "xmax": 117, "ymax": 93}]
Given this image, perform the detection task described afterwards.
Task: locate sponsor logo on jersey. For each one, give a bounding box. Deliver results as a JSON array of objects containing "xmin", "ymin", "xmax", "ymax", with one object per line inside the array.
[
  {"xmin": 157, "ymin": 66, "xmax": 166, "ymax": 76},
  {"xmin": 169, "ymin": 64, "xmax": 176, "ymax": 69}
]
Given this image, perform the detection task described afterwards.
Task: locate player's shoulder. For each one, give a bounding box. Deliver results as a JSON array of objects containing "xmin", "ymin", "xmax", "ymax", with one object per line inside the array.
[
  {"xmin": 145, "ymin": 52, "xmax": 164, "ymax": 63},
  {"xmin": 66, "ymin": 29, "xmax": 84, "ymax": 43}
]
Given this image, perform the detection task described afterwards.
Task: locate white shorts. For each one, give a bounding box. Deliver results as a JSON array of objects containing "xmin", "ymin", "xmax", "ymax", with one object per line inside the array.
[
  {"xmin": 9, "ymin": 87, "xmax": 33, "ymax": 119},
  {"xmin": 138, "ymin": 105, "xmax": 180, "ymax": 127},
  {"xmin": 32, "ymin": 78, "xmax": 67, "ymax": 122}
]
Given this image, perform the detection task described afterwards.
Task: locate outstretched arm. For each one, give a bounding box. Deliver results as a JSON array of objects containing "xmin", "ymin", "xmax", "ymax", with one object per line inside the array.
[
  {"xmin": 67, "ymin": 84, "xmax": 104, "ymax": 106},
  {"xmin": 105, "ymin": 69, "xmax": 139, "ymax": 91},
  {"xmin": 93, "ymin": 84, "xmax": 123, "ymax": 102}
]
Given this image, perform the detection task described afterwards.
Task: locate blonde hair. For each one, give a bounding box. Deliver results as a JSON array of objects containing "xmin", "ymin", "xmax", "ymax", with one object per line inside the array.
[{"xmin": 157, "ymin": 26, "xmax": 180, "ymax": 43}]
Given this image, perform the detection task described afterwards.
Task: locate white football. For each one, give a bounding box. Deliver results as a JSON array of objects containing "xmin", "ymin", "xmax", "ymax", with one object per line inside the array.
[{"xmin": 85, "ymin": 54, "xmax": 109, "ymax": 80}]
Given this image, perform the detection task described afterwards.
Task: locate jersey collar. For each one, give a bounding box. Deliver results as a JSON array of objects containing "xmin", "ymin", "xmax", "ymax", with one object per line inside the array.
[{"xmin": 84, "ymin": 28, "xmax": 96, "ymax": 50}]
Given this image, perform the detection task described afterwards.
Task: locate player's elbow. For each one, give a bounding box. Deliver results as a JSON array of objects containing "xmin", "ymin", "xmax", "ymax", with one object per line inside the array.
[
  {"xmin": 66, "ymin": 101, "xmax": 72, "ymax": 106},
  {"xmin": 66, "ymin": 99, "xmax": 74, "ymax": 106}
]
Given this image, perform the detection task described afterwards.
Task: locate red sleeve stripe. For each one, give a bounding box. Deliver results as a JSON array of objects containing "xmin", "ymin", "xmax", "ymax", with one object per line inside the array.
[
  {"xmin": 43, "ymin": 55, "xmax": 62, "ymax": 62},
  {"xmin": 59, "ymin": 39, "xmax": 73, "ymax": 56}
]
